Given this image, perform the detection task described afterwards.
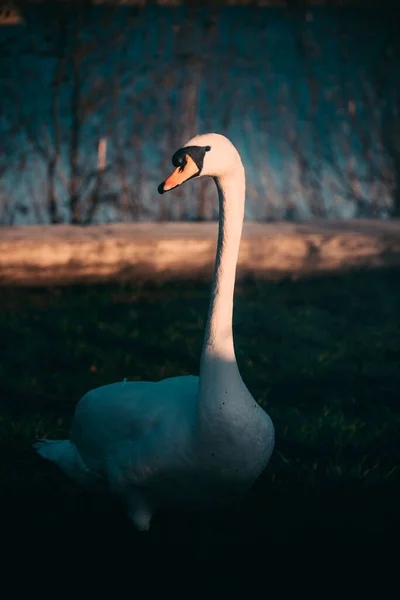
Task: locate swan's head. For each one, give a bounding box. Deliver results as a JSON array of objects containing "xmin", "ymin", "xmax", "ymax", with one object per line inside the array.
[{"xmin": 158, "ymin": 133, "xmax": 242, "ymax": 194}]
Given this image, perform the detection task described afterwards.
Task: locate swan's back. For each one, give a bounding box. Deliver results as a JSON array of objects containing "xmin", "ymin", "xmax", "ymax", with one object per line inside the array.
[{"xmin": 70, "ymin": 376, "xmax": 200, "ymax": 490}]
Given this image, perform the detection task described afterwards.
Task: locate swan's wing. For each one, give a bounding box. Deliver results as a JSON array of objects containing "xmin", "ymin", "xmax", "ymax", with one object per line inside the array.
[{"xmin": 70, "ymin": 375, "xmax": 199, "ymax": 486}]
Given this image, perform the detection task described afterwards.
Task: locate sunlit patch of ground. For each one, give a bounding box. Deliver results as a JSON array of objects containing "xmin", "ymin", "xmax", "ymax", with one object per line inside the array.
[
  {"xmin": 0, "ymin": 268, "xmax": 399, "ymax": 561},
  {"xmin": 1, "ymin": 220, "xmax": 400, "ymax": 285}
]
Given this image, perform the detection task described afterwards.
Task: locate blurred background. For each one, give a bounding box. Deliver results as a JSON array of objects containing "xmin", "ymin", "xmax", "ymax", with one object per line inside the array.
[
  {"xmin": 1, "ymin": 0, "xmax": 399, "ymax": 225},
  {"xmin": 1, "ymin": 0, "xmax": 399, "ymax": 558}
]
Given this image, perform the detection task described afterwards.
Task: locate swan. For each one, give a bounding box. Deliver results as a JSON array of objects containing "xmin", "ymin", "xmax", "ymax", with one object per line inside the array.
[{"xmin": 34, "ymin": 133, "xmax": 275, "ymax": 531}]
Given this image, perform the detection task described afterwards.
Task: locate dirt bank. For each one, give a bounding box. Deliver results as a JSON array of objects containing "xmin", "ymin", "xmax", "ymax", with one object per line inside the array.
[{"xmin": 1, "ymin": 220, "xmax": 400, "ymax": 286}]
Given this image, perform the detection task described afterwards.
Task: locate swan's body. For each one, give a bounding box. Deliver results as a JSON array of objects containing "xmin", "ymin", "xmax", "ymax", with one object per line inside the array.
[{"xmin": 34, "ymin": 134, "xmax": 275, "ymax": 530}]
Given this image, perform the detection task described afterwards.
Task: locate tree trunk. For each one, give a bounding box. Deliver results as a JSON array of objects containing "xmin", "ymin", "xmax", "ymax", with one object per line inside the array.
[
  {"xmin": 69, "ymin": 7, "xmax": 84, "ymax": 224},
  {"xmin": 47, "ymin": 159, "xmax": 59, "ymax": 223},
  {"xmin": 391, "ymin": 159, "xmax": 400, "ymax": 216}
]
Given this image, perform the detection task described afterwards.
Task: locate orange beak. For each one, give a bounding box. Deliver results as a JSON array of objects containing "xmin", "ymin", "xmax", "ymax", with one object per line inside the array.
[{"xmin": 158, "ymin": 154, "xmax": 199, "ymax": 194}]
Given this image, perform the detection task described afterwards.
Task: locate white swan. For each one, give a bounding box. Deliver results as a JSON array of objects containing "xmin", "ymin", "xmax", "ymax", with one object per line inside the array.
[{"xmin": 34, "ymin": 133, "xmax": 275, "ymax": 531}]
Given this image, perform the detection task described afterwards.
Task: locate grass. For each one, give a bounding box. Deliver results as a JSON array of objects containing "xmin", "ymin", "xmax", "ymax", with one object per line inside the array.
[{"xmin": 0, "ymin": 267, "xmax": 399, "ymax": 559}]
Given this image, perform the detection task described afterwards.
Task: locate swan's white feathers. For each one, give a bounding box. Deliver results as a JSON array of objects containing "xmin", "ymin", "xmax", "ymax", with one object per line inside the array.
[
  {"xmin": 70, "ymin": 376, "xmax": 199, "ymax": 493},
  {"xmin": 33, "ymin": 439, "xmax": 104, "ymax": 490}
]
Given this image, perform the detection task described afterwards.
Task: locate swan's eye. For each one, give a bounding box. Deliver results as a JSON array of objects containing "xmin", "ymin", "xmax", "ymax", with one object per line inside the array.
[
  {"xmin": 178, "ymin": 157, "xmax": 187, "ymax": 173},
  {"xmin": 205, "ymin": 146, "xmax": 211, "ymax": 152}
]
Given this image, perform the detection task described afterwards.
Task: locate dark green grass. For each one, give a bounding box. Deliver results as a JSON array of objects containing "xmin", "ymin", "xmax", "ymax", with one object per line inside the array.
[{"xmin": 1, "ymin": 268, "xmax": 399, "ymax": 556}]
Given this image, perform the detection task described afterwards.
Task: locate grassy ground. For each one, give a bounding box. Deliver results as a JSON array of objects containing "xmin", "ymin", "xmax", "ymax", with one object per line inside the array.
[{"xmin": 0, "ymin": 267, "xmax": 399, "ymax": 560}]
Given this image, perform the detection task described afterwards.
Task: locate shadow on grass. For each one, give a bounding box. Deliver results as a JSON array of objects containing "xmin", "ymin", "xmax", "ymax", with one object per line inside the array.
[{"xmin": 0, "ymin": 266, "xmax": 399, "ymax": 552}]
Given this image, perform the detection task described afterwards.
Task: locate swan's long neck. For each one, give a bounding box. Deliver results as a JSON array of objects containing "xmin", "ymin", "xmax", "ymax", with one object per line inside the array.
[
  {"xmin": 198, "ymin": 163, "xmax": 246, "ymax": 402},
  {"xmin": 195, "ymin": 160, "xmax": 272, "ymax": 467},
  {"xmin": 202, "ymin": 169, "xmax": 245, "ymax": 358}
]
